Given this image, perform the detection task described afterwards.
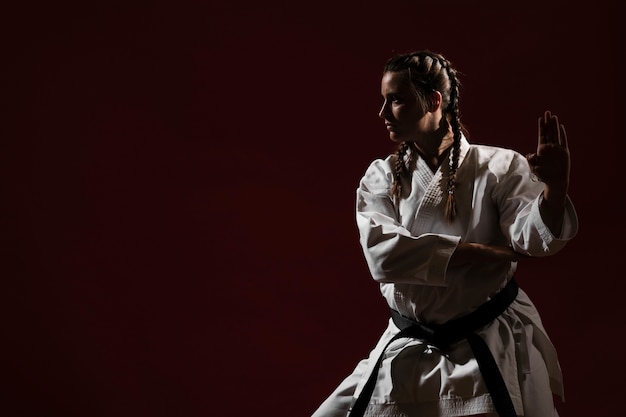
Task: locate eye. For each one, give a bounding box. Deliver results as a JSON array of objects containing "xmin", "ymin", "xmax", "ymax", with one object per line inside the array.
[{"xmin": 381, "ymin": 94, "xmax": 402, "ymax": 108}]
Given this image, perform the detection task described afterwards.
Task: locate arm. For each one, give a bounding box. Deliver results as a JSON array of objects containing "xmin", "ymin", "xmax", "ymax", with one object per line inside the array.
[
  {"xmin": 357, "ymin": 190, "xmax": 459, "ymax": 286},
  {"xmin": 449, "ymin": 243, "xmax": 525, "ymax": 267},
  {"xmin": 356, "ymin": 159, "xmax": 459, "ymax": 286},
  {"xmin": 455, "ymin": 118, "xmax": 575, "ymax": 261},
  {"xmin": 527, "ymin": 110, "xmax": 571, "ymax": 237}
]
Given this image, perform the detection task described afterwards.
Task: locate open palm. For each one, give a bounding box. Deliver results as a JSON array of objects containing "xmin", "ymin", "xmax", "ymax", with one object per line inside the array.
[{"xmin": 527, "ymin": 110, "xmax": 570, "ymax": 188}]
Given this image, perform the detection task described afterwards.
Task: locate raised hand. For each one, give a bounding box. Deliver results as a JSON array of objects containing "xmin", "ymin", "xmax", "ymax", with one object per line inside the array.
[
  {"xmin": 526, "ymin": 110, "xmax": 571, "ymax": 236},
  {"xmin": 526, "ymin": 110, "xmax": 570, "ymax": 190}
]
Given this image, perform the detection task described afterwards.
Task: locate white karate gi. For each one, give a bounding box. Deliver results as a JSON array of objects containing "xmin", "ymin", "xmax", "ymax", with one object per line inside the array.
[{"xmin": 312, "ymin": 136, "xmax": 578, "ymax": 417}]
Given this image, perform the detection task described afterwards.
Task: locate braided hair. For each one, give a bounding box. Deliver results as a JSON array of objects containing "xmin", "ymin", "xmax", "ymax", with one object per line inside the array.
[{"xmin": 384, "ymin": 50, "xmax": 465, "ymax": 222}]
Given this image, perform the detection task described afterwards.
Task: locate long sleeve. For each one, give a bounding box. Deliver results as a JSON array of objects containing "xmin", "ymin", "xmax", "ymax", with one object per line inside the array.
[
  {"xmin": 354, "ymin": 140, "xmax": 578, "ymax": 290},
  {"xmin": 489, "ymin": 150, "xmax": 578, "ymax": 255},
  {"xmin": 326, "ymin": 139, "xmax": 578, "ymax": 417},
  {"xmin": 356, "ymin": 157, "xmax": 459, "ymax": 286}
]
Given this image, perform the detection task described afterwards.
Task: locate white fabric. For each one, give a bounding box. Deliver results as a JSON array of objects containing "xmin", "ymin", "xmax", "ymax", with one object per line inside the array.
[{"xmin": 312, "ymin": 137, "xmax": 577, "ymax": 417}]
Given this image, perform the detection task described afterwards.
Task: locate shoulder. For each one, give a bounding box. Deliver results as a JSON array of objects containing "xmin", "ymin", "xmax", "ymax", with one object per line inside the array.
[
  {"xmin": 466, "ymin": 143, "xmax": 528, "ymax": 172},
  {"xmin": 468, "ymin": 143, "xmax": 522, "ymax": 160},
  {"xmin": 359, "ymin": 154, "xmax": 397, "ymax": 193}
]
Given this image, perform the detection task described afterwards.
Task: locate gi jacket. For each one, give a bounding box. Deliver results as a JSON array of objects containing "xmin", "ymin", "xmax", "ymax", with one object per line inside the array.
[{"xmin": 353, "ymin": 136, "xmax": 578, "ymax": 416}]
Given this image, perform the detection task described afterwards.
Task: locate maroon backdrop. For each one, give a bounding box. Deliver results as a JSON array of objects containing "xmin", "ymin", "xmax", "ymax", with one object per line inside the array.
[{"xmin": 2, "ymin": 1, "xmax": 624, "ymax": 416}]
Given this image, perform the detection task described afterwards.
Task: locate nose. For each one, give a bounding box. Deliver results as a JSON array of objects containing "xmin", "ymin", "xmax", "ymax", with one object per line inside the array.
[{"xmin": 378, "ymin": 100, "xmax": 389, "ymax": 119}]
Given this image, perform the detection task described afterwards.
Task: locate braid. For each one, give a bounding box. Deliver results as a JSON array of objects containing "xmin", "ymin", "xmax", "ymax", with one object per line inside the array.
[
  {"xmin": 441, "ymin": 58, "xmax": 463, "ymax": 222},
  {"xmin": 385, "ymin": 50, "xmax": 466, "ymax": 222},
  {"xmin": 392, "ymin": 141, "xmax": 411, "ymax": 202}
]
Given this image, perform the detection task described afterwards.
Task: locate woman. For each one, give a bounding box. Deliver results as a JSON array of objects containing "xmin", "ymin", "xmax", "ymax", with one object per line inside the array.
[{"xmin": 311, "ymin": 51, "xmax": 578, "ymax": 417}]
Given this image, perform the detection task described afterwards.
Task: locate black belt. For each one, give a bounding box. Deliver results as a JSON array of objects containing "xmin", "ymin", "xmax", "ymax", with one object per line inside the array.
[{"xmin": 348, "ymin": 279, "xmax": 519, "ymax": 417}]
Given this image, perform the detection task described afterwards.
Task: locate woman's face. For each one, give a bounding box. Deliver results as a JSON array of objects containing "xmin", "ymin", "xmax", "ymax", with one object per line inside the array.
[{"xmin": 378, "ymin": 71, "xmax": 433, "ymax": 143}]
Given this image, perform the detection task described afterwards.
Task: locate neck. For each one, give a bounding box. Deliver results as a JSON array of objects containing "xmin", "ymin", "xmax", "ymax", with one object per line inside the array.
[{"xmin": 415, "ymin": 130, "xmax": 455, "ymax": 171}]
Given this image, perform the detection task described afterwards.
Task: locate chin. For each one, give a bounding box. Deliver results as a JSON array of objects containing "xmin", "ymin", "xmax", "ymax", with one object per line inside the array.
[{"xmin": 389, "ymin": 133, "xmax": 407, "ymax": 143}]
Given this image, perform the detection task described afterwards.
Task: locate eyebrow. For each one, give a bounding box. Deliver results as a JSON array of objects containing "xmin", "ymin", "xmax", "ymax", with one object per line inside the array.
[{"xmin": 382, "ymin": 91, "xmax": 401, "ymax": 98}]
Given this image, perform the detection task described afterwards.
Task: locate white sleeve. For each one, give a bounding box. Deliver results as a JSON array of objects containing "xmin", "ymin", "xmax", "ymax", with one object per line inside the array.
[
  {"xmin": 356, "ymin": 160, "xmax": 459, "ymax": 286},
  {"xmin": 493, "ymin": 152, "xmax": 579, "ymax": 255}
]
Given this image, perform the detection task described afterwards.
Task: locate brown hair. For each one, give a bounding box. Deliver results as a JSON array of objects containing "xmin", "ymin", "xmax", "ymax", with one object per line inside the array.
[{"xmin": 384, "ymin": 50, "xmax": 466, "ymax": 222}]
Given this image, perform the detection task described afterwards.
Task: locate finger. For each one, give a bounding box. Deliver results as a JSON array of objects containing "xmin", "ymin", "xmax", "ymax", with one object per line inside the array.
[
  {"xmin": 543, "ymin": 110, "xmax": 552, "ymax": 124},
  {"xmin": 547, "ymin": 113, "xmax": 560, "ymax": 144},
  {"xmin": 538, "ymin": 112, "xmax": 547, "ymax": 148},
  {"xmin": 559, "ymin": 123, "xmax": 568, "ymax": 148}
]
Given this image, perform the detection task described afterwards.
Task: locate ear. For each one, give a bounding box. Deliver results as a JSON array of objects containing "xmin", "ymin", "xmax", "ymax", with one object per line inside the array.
[{"xmin": 428, "ymin": 90, "xmax": 443, "ymax": 112}]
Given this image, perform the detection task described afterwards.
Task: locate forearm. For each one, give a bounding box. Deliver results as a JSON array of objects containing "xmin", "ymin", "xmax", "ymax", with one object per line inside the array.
[
  {"xmin": 538, "ymin": 183, "xmax": 568, "ymax": 237},
  {"xmin": 449, "ymin": 243, "xmax": 524, "ymax": 267},
  {"xmin": 359, "ymin": 224, "xmax": 459, "ymax": 285}
]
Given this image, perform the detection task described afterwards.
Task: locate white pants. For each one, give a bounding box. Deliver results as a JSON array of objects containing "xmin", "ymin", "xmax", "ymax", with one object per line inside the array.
[{"xmin": 311, "ymin": 345, "xmax": 561, "ymax": 417}]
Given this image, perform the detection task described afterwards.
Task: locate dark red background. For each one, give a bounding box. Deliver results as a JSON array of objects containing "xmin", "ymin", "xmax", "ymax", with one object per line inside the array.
[{"xmin": 2, "ymin": 1, "xmax": 623, "ymax": 416}]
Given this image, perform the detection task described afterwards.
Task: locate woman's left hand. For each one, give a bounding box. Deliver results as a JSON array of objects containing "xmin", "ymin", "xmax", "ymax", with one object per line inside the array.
[
  {"xmin": 527, "ymin": 110, "xmax": 570, "ymax": 236},
  {"xmin": 526, "ymin": 110, "xmax": 570, "ymax": 190}
]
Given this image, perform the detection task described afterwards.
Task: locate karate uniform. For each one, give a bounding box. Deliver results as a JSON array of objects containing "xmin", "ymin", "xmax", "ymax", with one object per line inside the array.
[{"xmin": 312, "ymin": 137, "xmax": 578, "ymax": 417}]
